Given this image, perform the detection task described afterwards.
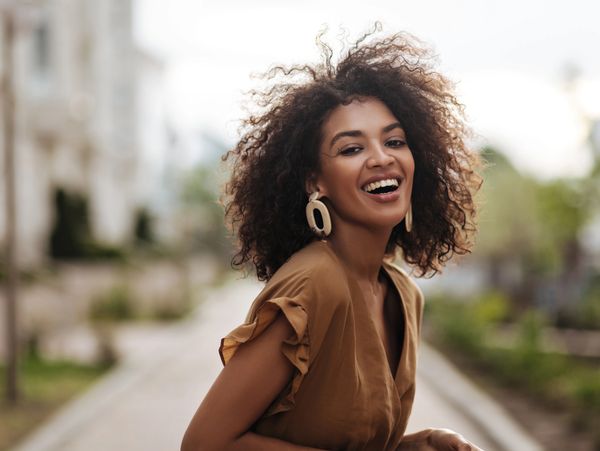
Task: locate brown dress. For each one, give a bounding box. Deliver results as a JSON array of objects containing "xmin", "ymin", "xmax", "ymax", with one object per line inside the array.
[{"xmin": 219, "ymin": 240, "xmax": 425, "ymax": 451}]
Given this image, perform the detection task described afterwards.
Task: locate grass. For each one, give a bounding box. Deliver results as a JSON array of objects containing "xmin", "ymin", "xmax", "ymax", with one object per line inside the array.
[{"xmin": 0, "ymin": 355, "xmax": 111, "ymax": 450}]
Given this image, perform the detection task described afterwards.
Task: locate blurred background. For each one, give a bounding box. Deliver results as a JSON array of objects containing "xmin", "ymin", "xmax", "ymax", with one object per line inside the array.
[{"xmin": 0, "ymin": 0, "xmax": 599, "ymax": 450}]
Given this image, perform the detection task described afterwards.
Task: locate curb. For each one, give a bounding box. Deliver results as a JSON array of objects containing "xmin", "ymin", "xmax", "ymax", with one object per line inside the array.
[{"xmin": 418, "ymin": 342, "xmax": 543, "ymax": 451}]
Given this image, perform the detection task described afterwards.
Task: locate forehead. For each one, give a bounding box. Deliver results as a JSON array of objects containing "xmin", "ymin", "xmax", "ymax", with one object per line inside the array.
[{"xmin": 321, "ymin": 98, "xmax": 400, "ymax": 137}]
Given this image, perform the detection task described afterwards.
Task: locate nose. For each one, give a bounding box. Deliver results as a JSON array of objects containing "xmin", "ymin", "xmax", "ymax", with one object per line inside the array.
[{"xmin": 366, "ymin": 142, "xmax": 395, "ymax": 168}]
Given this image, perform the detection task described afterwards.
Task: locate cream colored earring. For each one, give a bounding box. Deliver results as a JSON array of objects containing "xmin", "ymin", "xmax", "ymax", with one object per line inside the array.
[
  {"xmin": 305, "ymin": 191, "xmax": 332, "ymax": 238},
  {"xmin": 405, "ymin": 203, "xmax": 413, "ymax": 232}
]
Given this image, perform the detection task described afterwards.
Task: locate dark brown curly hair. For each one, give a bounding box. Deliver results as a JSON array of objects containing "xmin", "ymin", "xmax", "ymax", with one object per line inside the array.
[{"xmin": 222, "ymin": 27, "xmax": 483, "ymax": 281}]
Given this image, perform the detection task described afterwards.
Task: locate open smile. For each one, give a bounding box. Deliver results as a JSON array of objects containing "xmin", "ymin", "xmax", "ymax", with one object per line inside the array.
[
  {"xmin": 360, "ymin": 177, "xmax": 403, "ymax": 203},
  {"xmin": 360, "ymin": 177, "xmax": 400, "ymax": 194}
]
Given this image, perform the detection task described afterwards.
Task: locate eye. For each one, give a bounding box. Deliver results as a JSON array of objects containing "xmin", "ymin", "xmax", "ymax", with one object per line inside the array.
[
  {"xmin": 386, "ymin": 139, "xmax": 407, "ymax": 148},
  {"xmin": 339, "ymin": 146, "xmax": 363, "ymax": 156}
]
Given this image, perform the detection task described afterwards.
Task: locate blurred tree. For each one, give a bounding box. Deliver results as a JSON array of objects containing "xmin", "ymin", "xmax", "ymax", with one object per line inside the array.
[
  {"xmin": 133, "ymin": 207, "xmax": 155, "ymax": 245},
  {"xmin": 180, "ymin": 164, "xmax": 232, "ymax": 264},
  {"xmin": 476, "ymin": 147, "xmax": 592, "ymax": 318},
  {"xmin": 49, "ymin": 188, "xmax": 93, "ymax": 258},
  {"xmin": 534, "ymin": 179, "xmax": 590, "ymax": 315},
  {"xmin": 476, "ymin": 147, "xmax": 540, "ymax": 307},
  {"xmin": 49, "ymin": 187, "xmax": 126, "ymax": 260}
]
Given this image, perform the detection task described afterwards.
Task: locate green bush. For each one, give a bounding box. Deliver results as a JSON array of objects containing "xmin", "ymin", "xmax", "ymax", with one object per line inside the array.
[
  {"xmin": 569, "ymin": 368, "xmax": 600, "ymax": 413},
  {"xmin": 578, "ymin": 283, "xmax": 600, "ymax": 329},
  {"xmin": 436, "ymin": 306, "xmax": 485, "ymax": 355},
  {"xmin": 89, "ymin": 284, "xmax": 135, "ymax": 321},
  {"xmin": 49, "ymin": 187, "xmax": 129, "ymax": 262},
  {"xmin": 473, "ymin": 291, "xmax": 511, "ymax": 324},
  {"xmin": 134, "ymin": 207, "xmax": 156, "ymax": 246},
  {"xmin": 152, "ymin": 303, "xmax": 188, "ymax": 321},
  {"xmin": 427, "ymin": 294, "xmax": 600, "ymax": 440},
  {"xmin": 427, "ymin": 291, "xmax": 510, "ymax": 356}
]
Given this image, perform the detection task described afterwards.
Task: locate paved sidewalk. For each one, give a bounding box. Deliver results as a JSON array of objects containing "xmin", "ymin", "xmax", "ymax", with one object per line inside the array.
[{"xmin": 13, "ymin": 278, "xmax": 542, "ymax": 451}]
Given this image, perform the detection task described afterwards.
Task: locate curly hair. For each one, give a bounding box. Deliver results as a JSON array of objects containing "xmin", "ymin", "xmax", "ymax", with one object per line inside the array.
[{"xmin": 222, "ymin": 26, "xmax": 483, "ymax": 281}]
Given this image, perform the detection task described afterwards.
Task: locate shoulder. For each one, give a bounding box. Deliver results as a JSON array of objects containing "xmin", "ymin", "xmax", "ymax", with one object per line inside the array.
[
  {"xmin": 267, "ymin": 241, "xmax": 348, "ymax": 294},
  {"xmin": 255, "ymin": 240, "xmax": 350, "ymax": 310},
  {"xmin": 280, "ymin": 240, "xmax": 344, "ymax": 278}
]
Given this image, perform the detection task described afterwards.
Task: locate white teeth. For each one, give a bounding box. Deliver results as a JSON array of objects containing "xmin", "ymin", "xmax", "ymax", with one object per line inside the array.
[{"xmin": 362, "ymin": 178, "xmax": 399, "ymax": 193}]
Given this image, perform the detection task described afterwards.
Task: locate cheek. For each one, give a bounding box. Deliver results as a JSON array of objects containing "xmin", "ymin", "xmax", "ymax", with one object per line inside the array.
[
  {"xmin": 403, "ymin": 153, "xmax": 416, "ymax": 183},
  {"xmin": 405, "ymin": 150, "xmax": 416, "ymax": 171},
  {"xmin": 320, "ymin": 160, "xmax": 360, "ymax": 194},
  {"xmin": 396, "ymin": 152, "xmax": 415, "ymax": 196}
]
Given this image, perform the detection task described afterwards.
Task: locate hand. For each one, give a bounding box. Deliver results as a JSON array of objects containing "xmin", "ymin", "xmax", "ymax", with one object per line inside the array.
[{"xmin": 425, "ymin": 428, "xmax": 485, "ymax": 451}]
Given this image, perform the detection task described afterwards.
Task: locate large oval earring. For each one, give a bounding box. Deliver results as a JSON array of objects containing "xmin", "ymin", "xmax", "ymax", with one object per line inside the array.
[
  {"xmin": 305, "ymin": 191, "xmax": 332, "ymax": 238},
  {"xmin": 405, "ymin": 202, "xmax": 413, "ymax": 233}
]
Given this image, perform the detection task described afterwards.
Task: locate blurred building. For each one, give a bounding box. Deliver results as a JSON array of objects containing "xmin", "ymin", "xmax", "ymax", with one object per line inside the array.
[{"xmin": 0, "ymin": 0, "xmax": 171, "ymax": 268}]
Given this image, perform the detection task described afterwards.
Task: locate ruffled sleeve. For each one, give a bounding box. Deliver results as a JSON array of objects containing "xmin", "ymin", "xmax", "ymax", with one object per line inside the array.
[
  {"xmin": 219, "ymin": 296, "xmax": 310, "ymax": 416},
  {"xmin": 217, "ymin": 241, "xmax": 350, "ymax": 417}
]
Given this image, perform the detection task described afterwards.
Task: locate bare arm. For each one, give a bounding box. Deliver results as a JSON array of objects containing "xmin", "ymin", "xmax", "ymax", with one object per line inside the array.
[
  {"xmin": 226, "ymin": 431, "xmax": 326, "ymax": 450},
  {"xmin": 181, "ymin": 312, "xmax": 326, "ymax": 451}
]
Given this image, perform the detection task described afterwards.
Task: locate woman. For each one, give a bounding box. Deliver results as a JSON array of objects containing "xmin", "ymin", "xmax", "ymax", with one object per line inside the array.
[{"xmin": 182, "ymin": 28, "xmax": 484, "ymax": 451}]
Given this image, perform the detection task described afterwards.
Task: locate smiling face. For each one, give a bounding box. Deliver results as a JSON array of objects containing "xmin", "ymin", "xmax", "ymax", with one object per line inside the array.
[{"xmin": 310, "ymin": 97, "xmax": 414, "ymax": 231}]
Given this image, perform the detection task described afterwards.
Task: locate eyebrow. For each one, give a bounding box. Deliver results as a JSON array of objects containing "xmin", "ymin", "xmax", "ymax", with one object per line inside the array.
[{"xmin": 329, "ymin": 122, "xmax": 404, "ymax": 148}]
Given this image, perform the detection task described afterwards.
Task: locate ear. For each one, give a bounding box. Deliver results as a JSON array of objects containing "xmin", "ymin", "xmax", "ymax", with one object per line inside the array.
[
  {"xmin": 305, "ymin": 172, "xmax": 326, "ymax": 196},
  {"xmin": 304, "ymin": 172, "xmax": 318, "ymax": 195}
]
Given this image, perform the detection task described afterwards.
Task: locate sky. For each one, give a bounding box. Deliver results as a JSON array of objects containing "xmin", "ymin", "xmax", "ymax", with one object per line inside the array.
[{"xmin": 134, "ymin": 0, "xmax": 600, "ymax": 180}]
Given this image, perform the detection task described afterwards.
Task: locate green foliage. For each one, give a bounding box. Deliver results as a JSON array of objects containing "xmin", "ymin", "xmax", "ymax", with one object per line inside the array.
[
  {"xmin": 82, "ymin": 242, "xmax": 127, "ymax": 260},
  {"xmin": 477, "ymin": 147, "xmax": 540, "ymax": 258},
  {"xmin": 49, "ymin": 187, "xmax": 128, "ymax": 261},
  {"xmin": 49, "ymin": 187, "xmax": 93, "ymax": 259},
  {"xmin": 535, "ymin": 180, "xmax": 589, "ymax": 245},
  {"xmin": 151, "ymin": 299, "xmax": 191, "ymax": 321},
  {"xmin": 431, "ymin": 301, "xmax": 485, "ymax": 355},
  {"xmin": 427, "ymin": 295, "xmax": 600, "ymax": 435},
  {"xmin": 492, "ymin": 312, "xmax": 572, "ymax": 398},
  {"xmin": 9, "ymin": 354, "xmax": 112, "ymax": 395},
  {"xmin": 577, "ymin": 279, "xmax": 600, "ymax": 328},
  {"xmin": 88, "ymin": 277, "xmax": 193, "ymax": 323},
  {"xmin": 473, "ymin": 291, "xmax": 511, "ymax": 324},
  {"xmin": 555, "ymin": 275, "xmax": 600, "ymax": 329},
  {"xmin": 569, "ymin": 368, "xmax": 600, "ymax": 412},
  {"xmin": 0, "ymin": 355, "xmax": 110, "ymax": 450},
  {"xmin": 516, "ymin": 310, "xmax": 546, "ymax": 350},
  {"xmin": 475, "ymin": 145, "xmax": 597, "ymax": 320},
  {"xmin": 531, "ymin": 179, "xmax": 590, "ymax": 274},
  {"xmin": 427, "ymin": 292, "xmax": 510, "ymax": 356},
  {"xmin": 89, "ymin": 284, "xmax": 135, "ymax": 321},
  {"xmin": 134, "ymin": 207, "xmax": 155, "ymax": 245},
  {"xmin": 476, "ymin": 147, "xmax": 591, "ymax": 274},
  {"xmin": 179, "ymin": 164, "xmax": 232, "ymax": 262}
]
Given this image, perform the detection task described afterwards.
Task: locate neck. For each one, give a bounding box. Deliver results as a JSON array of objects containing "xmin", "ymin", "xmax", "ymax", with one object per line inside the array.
[{"xmin": 324, "ymin": 219, "xmax": 392, "ymax": 286}]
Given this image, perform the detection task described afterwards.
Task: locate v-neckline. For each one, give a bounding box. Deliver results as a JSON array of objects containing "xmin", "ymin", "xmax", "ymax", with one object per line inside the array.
[
  {"xmin": 379, "ymin": 262, "xmax": 408, "ymax": 382},
  {"xmin": 312, "ymin": 240, "xmax": 409, "ymax": 384},
  {"xmin": 380, "ymin": 263, "xmax": 407, "ymax": 381}
]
